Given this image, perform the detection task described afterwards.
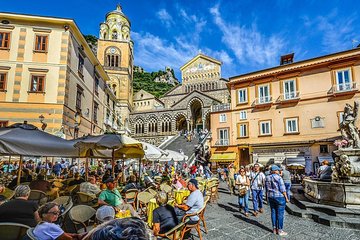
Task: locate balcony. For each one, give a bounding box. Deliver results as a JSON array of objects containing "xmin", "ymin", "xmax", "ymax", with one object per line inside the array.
[
  {"xmin": 277, "ymin": 91, "xmax": 300, "ymax": 104},
  {"xmin": 211, "ymin": 103, "xmax": 231, "ymax": 112},
  {"xmin": 215, "ymin": 139, "xmax": 229, "ymax": 146},
  {"xmin": 328, "ymin": 83, "xmax": 357, "ymax": 96},
  {"xmin": 253, "ymin": 96, "xmax": 272, "ymax": 108}
]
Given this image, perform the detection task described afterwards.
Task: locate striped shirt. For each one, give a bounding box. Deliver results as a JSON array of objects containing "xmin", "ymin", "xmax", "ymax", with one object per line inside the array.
[{"xmin": 265, "ymin": 173, "xmax": 286, "ymax": 198}]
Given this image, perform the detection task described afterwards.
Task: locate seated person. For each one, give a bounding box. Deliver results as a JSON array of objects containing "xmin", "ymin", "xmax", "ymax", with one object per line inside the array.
[
  {"xmin": 96, "ymin": 205, "xmax": 115, "ymax": 224},
  {"xmin": 161, "ymin": 171, "xmax": 171, "ymax": 184},
  {"xmin": 7, "ymin": 169, "xmax": 33, "ymax": 190},
  {"xmin": 172, "ymin": 172, "xmax": 186, "ymax": 189},
  {"xmin": 29, "ymin": 174, "xmax": 59, "ymax": 199},
  {"xmin": 80, "ymin": 176, "xmax": 101, "ymax": 197},
  {"xmin": 68, "ymin": 172, "xmax": 85, "ymax": 186},
  {"xmin": 153, "ymin": 192, "xmax": 178, "ymax": 236},
  {"xmin": 318, "ymin": 160, "xmax": 332, "ymax": 180},
  {"xmin": 33, "ymin": 202, "xmax": 82, "ymax": 240},
  {"xmin": 143, "ymin": 173, "xmax": 157, "ymax": 188},
  {"xmin": 98, "ymin": 177, "xmax": 139, "ymax": 218},
  {"xmin": 121, "ymin": 175, "xmax": 140, "ymax": 193},
  {"xmin": 0, "ymin": 185, "xmax": 40, "ymax": 227},
  {"xmin": 82, "ymin": 217, "xmax": 149, "ymax": 240},
  {"xmin": 0, "ymin": 184, "xmax": 6, "ymax": 205},
  {"xmin": 174, "ymin": 179, "xmax": 204, "ymax": 224}
]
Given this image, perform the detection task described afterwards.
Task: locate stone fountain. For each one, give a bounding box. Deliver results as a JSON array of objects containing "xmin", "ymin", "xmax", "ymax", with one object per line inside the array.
[{"xmin": 303, "ymin": 101, "xmax": 360, "ymax": 208}]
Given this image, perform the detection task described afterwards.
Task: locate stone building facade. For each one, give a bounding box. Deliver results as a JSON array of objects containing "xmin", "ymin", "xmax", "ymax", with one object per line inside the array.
[{"xmin": 129, "ymin": 54, "xmax": 230, "ymax": 145}]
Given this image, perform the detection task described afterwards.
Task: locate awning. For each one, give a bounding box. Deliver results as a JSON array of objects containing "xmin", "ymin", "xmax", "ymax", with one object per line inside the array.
[
  {"xmin": 317, "ymin": 156, "xmax": 334, "ymax": 164},
  {"xmin": 286, "ymin": 157, "xmax": 306, "ymax": 165},
  {"xmin": 210, "ymin": 152, "xmax": 237, "ymax": 163}
]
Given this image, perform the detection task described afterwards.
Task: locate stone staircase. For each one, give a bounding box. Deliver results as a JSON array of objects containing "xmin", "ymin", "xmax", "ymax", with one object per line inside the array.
[
  {"xmin": 286, "ymin": 185, "xmax": 360, "ymax": 229},
  {"xmin": 160, "ymin": 134, "xmax": 199, "ymax": 160}
]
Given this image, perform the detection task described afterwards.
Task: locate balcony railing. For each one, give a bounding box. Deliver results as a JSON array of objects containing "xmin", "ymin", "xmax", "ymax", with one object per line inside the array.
[
  {"xmin": 211, "ymin": 103, "xmax": 231, "ymax": 112},
  {"xmin": 215, "ymin": 139, "xmax": 229, "ymax": 146},
  {"xmin": 331, "ymin": 82, "xmax": 357, "ymax": 93},
  {"xmin": 278, "ymin": 91, "xmax": 300, "ymax": 102},
  {"xmin": 254, "ymin": 96, "xmax": 272, "ymax": 106}
]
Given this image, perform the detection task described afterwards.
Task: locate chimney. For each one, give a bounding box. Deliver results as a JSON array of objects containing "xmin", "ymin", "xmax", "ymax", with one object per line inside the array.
[{"xmin": 280, "ymin": 53, "xmax": 294, "ymax": 65}]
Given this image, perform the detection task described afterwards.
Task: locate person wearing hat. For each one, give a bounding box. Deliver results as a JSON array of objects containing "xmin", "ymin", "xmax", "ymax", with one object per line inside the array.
[
  {"xmin": 265, "ymin": 165, "xmax": 289, "ymax": 236},
  {"xmin": 96, "ymin": 205, "xmax": 115, "ymax": 223},
  {"xmin": 98, "ymin": 177, "xmax": 139, "ymax": 218},
  {"xmin": 174, "ymin": 178, "xmax": 204, "ymax": 223}
]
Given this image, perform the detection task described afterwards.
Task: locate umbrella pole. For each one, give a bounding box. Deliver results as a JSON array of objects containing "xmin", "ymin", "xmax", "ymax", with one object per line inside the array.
[
  {"xmin": 85, "ymin": 158, "xmax": 89, "ymax": 181},
  {"xmin": 112, "ymin": 149, "xmax": 115, "ymax": 177},
  {"xmin": 17, "ymin": 155, "xmax": 23, "ymax": 186},
  {"xmin": 7, "ymin": 156, "xmax": 11, "ymax": 174},
  {"xmin": 138, "ymin": 158, "xmax": 141, "ymax": 185}
]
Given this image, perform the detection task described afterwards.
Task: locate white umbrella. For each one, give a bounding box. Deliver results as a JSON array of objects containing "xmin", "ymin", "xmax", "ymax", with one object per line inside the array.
[
  {"xmin": 142, "ymin": 142, "xmax": 168, "ymax": 160},
  {"xmin": 155, "ymin": 150, "xmax": 188, "ymax": 162}
]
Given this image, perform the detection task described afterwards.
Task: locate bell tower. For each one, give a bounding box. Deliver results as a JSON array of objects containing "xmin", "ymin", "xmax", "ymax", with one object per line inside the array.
[{"xmin": 97, "ymin": 4, "xmax": 133, "ymax": 131}]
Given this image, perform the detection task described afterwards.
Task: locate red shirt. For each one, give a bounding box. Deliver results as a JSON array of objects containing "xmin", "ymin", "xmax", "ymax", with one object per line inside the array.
[{"xmin": 190, "ymin": 165, "xmax": 197, "ymax": 174}]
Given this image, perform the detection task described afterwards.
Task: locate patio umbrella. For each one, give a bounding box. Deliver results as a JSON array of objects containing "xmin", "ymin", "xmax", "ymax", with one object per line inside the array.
[
  {"xmin": 0, "ymin": 123, "xmax": 79, "ymax": 185},
  {"xmin": 73, "ymin": 133, "xmax": 144, "ymax": 177},
  {"xmin": 287, "ymin": 163, "xmax": 305, "ymax": 170},
  {"xmin": 141, "ymin": 142, "xmax": 168, "ymax": 160}
]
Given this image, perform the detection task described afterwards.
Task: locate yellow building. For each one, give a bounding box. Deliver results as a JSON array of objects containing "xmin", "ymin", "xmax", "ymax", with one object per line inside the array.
[
  {"xmin": 97, "ymin": 5, "xmax": 134, "ymax": 133},
  {"xmin": 210, "ymin": 48, "xmax": 360, "ymax": 174},
  {"xmin": 0, "ymin": 12, "xmax": 120, "ymax": 138}
]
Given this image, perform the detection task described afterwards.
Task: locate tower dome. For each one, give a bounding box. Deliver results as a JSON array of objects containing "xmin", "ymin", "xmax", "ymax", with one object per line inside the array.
[{"xmin": 99, "ymin": 4, "xmax": 131, "ymax": 41}]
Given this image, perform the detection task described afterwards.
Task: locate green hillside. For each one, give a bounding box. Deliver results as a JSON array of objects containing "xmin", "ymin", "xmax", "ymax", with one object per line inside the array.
[{"xmin": 133, "ymin": 68, "xmax": 177, "ymax": 98}]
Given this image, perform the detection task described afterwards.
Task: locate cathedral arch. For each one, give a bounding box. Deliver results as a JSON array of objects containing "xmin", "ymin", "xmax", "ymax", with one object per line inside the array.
[
  {"xmin": 147, "ymin": 116, "xmax": 158, "ymax": 134},
  {"xmin": 104, "ymin": 46, "xmax": 121, "ymax": 68}
]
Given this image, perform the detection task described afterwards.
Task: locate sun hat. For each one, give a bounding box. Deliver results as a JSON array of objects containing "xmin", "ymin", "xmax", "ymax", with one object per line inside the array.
[
  {"xmin": 270, "ymin": 165, "xmax": 281, "ymax": 171},
  {"xmin": 96, "ymin": 206, "xmax": 115, "ymax": 223}
]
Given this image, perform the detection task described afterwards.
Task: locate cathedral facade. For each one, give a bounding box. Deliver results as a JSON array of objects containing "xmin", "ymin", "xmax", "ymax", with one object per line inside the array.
[{"xmin": 129, "ymin": 54, "xmax": 230, "ymax": 145}]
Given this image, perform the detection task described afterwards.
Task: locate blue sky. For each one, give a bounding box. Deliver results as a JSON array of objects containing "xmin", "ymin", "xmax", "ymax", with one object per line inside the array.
[{"xmin": 2, "ymin": 0, "xmax": 360, "ymax": 79}]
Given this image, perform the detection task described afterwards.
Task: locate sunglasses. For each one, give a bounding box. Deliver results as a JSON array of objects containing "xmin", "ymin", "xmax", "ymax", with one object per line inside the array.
[{"xmin": 47, "ymin": 211, "xmax": 60, "ymax": 215}]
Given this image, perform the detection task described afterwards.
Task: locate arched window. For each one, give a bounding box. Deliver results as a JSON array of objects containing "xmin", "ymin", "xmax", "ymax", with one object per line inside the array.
[
  {"xmin": 103, "ymin": 32, "xmax": 107, "ymax": 39},
  {"xmin": 105, "ymin": 47, "xmax": 121, "ymax": 68},
  {"xmin": 112, "ymin": 31, "xmax": 118, "ymax": 40},
  {"xmin": 135, "ymin": 119, "xmax": 144, "ymax": 135},
  {"xmin": 161, "ymin": 116, "xmax": 172, "ymax": 133},
  {"xmin": 148, "ymin": 117, "xmax": 158, "ymax": 134}
]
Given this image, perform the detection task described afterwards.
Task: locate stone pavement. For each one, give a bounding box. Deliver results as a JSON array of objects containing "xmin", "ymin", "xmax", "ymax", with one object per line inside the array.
[{"xmin": 197, "ymin": 182, "xmax": 360, "ymax": 240}]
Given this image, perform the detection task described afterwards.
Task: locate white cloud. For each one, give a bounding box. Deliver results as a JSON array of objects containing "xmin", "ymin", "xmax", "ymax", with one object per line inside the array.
[
  {"xmin": 156, "ymin": 9, "xmax": 174, "ymax": 28},
  {"xmin": 209, "ymin": 4, "xmax": 285, "ymax": 67}
]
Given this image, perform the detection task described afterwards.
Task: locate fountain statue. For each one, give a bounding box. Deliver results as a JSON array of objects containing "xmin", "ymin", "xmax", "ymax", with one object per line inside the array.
[{"xmin": 303, "ymin": 101, "xmax": 360, "ymax": 208}]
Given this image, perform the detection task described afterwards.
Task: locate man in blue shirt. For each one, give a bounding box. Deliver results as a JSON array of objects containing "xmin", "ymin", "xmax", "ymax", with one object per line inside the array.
[{"xmin": 265, "ymin": 165, "xmax": 289, "ymax": 237}]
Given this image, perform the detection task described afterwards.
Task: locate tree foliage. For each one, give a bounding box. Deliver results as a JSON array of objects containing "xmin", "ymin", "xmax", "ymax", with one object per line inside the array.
[{"xmin": 133, "ymin": 68, "xmax": 176, "ymax": 98}]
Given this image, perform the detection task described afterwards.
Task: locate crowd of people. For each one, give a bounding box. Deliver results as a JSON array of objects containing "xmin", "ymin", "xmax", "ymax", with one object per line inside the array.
[{"xmin": 226, "ymin": 163, "xmax": 291, "ymax": 237}]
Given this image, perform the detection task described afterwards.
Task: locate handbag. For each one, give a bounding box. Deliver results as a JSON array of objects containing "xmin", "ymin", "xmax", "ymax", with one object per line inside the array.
[{"xmin": 239, "ymin": 187, "xmax": 247, "ymax": 197}]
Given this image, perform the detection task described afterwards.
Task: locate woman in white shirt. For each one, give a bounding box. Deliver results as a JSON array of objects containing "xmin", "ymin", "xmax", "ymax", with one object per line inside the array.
[{"xmin": 236, "ymin": 167, "xmax": 250, "ymax": 217}]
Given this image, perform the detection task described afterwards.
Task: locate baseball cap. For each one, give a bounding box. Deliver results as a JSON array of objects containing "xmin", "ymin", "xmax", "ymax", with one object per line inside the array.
[
  {"xmin": 103, "ymin": 177, "xmax": 115, "ymax": 184},
  {"xmin": 96, "ymin": 206, "xmax": 115, "ymax": 223},
  {"xmin": 188, "ymin": 179, "xmax": 198, "ymax": 188},
  {"xmin": 270, "ymin": 165, "xmax": 281, "ymax": 171}
]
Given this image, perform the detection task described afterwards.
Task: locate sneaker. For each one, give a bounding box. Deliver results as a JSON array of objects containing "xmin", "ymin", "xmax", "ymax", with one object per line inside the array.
[
  {"xmin": 278, "ymin": 230, "xmax": 288, "ymax": 236},
  {"xmin": 259, "ymin": 208, "xmax": 264, "ymax": 213},
  {"xmin": 253, "ymin": 211, "xmax": 258, "ymax": 217},
  {"xmin": 244, "ymin": 213, "xmax": 250, "ymax": 217},
  {"xmin": 273, "ymin": 228, "xmax": 278, "ymax": 234}
]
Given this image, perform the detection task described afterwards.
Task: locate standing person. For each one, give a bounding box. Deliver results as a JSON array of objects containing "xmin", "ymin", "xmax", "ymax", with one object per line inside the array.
[
  {"xmin": 204, "ymin": 163, "xmax": 212, "ymax": 179},
  {"xmin": 235, "ymin": 167, "xmax": 250, "ymax": 217},
  {"xmin": 265, "ymin": 165, "xmax": 289, "ymax": 236},
  {"xmin": 227, "ymin": 164, "xmax": 236, "ymax": 195},
  {"xmin": 280, "ymin": 166, "xmax": 292, "ymax": 202},
  {"xmin": 249, "ymin": 163, "xmax": 266, "ymax": 216},
  {"xmin": 53, "ymin": 162, "xmax": 62, "ymax": 177}
]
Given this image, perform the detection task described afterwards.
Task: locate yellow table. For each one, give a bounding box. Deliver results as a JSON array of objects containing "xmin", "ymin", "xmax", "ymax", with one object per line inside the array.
[
  {"xmin": 174, "ymin": 189, "xmax": 190, "ymax": 204},
  {"xmin": 147, "ymin": 198, "xmax": 175, "ymax": 227}
]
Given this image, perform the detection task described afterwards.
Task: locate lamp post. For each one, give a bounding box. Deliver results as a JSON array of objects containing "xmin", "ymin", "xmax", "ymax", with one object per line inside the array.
[{"xmin": 39, "ymin": 115, "xmax": 47, "ymax": 131}]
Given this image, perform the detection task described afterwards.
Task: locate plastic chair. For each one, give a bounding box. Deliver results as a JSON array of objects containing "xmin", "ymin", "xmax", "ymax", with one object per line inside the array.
[
  {"xmin": 3, "ymin": 188, "xmax": 14, "ymax": 200},
  {"xmin": 124, "ymin": 189, "xmax": 139, "ymax": 210},
  {"xmin": 26, "ymin": 228, "xmax": 37, "ymax": 240},
  {"xmin": 52, "ymin": 196, "xmax": 73, "ymax": 228},
  {"xmin": 28, "ymin": 190, "xmax": 48, "ymax": 205},
  {"xmin": 68, "ymin": 205, "xmax": 96, "ymax": 234},
  {"xmin": 147, "ymin": 188, "xmax": 157, "ymax": 197},
  {"xmin": 160, "ymin": 184, "xmax": 172, "ymax": 194},
  {"xmin": 0, "ymin": 222, "xmax": 30, "ymax": 240}
]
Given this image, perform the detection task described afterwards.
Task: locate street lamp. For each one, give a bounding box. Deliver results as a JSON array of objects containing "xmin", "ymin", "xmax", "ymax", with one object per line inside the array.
[{"xmin": 39, "ymin": 115, "xmax": 47, "ymax": 131}]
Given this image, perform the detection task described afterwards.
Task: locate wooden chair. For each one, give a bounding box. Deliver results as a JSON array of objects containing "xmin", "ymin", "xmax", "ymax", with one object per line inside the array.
[
  {"xmin": 137, "ymin": 191, "xmax": 153, "ymax": 219},
  {"xmin": 147, "ymin": 188, "xmax": 157, "ymax": 197},
  {"xmin": 76, "ymin": 192, "xmax": 98, "ymax": 208},
  {"xmin": 199, "ymin": 196, "xmax": 210, "ymax": 233},
  {"xmin": 180, "ymin": 207, "xmax": 205, "ymax": 240},
  {"xmin": 160, "ymin": 184, "xmax": 172, "ymax": 194},
  {"xmin": 28, "ymin": 190, "xmax": 48, "ymax": 205},
  {"xmin": 124, "ymin": 189, "xmax": 139, "ymax": 210},
  {"xmin": 209, "ymin": 183, "xmax": 219, "ymax": 203},
  {"xmin": 0, "ymin": 222, "xmax": 30, "ymax": 240},
  {"xmin": 68, "ymin": 205, "xmax": 96, "ymax": 234},
  {"xmin": 157, "ymin": 222, "xmax": 186, "ymax": 240}
]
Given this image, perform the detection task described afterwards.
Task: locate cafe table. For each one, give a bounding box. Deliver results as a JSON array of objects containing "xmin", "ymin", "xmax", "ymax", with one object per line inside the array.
[{"xmin": 173, "ymin": 189, "xmax": 190, "ymax": 204}]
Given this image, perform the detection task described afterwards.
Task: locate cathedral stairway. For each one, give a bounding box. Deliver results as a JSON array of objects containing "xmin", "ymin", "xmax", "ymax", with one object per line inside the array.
[{"xmin": 160, "ymin": 134, "xmax": 199, "ymax": 162}]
